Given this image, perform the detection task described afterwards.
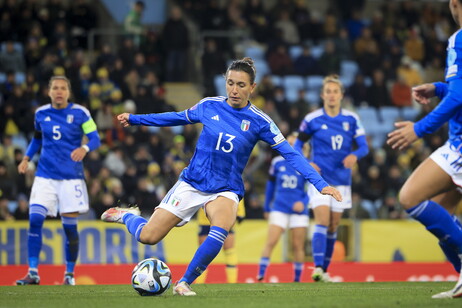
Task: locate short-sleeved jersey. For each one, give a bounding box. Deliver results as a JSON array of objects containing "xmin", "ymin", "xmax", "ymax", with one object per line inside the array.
[
  {"xmin": 182, "ymin": 97, "xmax": 286, "ymax": 198},
  {"xmin": 34, "ymin": 103, "xmax": 96, "ymax": 180},
  {"xmin": 267, "ymin": 156, "xmax": 309, "ymax": 215},
  {"xmin": 299, "ymin": 108, "xmax": 366, "ymax": 185},
  {"xmin": 445, "ymin": 29, "xmax": 462, "ymax": 82}
]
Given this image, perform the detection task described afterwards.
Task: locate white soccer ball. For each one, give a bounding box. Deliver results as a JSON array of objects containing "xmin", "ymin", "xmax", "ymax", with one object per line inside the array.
[{"xmin": 131, "ymin": 258, "xmax": 172, "ymax": 296}]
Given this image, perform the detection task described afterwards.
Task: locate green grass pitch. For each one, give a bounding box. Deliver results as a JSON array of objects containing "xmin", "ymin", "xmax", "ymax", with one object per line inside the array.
[{"xmin": 0, "ymin": 282, "xmax": 460, "ymax": 308}]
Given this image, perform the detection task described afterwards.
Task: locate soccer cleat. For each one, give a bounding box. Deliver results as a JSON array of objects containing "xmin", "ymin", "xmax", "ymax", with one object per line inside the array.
[
  {"xmin": 172, "ymin": 281, "xmax": 196, "ymax": 296},
  {"xmin": 257, "ymin": 275, "xmax": 264, "ymax": 282},
  {"xmin": 322, "ymin": 272, "xmax": 332, "ymax": 283},
  {"xmin": 16, "ymin": 273, "xmax": 40, "ymax": 285},
  {"xmin": 311, "ymin": 267, "xmax": 324, "ymax": 282},
  {"xmin": 63, "ymin": 273, "xmax": 75, "ymax": 285},
  {"xmin": 432, "ymin": 274, "xmax": 462, "ymax": 299},
  {"xmin": 432, "ymin": 290, "xmax": 453, "ymax": 299},
  {"xmin": 101, "ymin": 206, "xmax": 140, "ymax": 223}
]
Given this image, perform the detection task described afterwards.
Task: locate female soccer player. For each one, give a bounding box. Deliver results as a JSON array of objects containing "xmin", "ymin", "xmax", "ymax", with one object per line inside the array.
[
  {"xmin": 16, "ymin": 76, "xmax": 101, "ymax": 286},
  {"xmin": 101, "ymin": 57, "xmax": 342, "ymax": 296},
  {"xmin": 257, "ymin": 133, "xmax": 310, "ymax": 283},
  {"xmin": 387, "ymin": 0, "xmax": 462, "ymax": 299},
  {"xmin": 294, "ymin": 75, "xmax": 369, "ymax": 282}
]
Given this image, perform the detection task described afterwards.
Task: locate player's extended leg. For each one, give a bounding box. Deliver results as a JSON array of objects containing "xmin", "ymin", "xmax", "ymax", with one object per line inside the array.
[
  {"xmin": 16, "ymin": 204, "xmax": 47, "ymax": 285},
  {"xmin": 61, "ymin": 213, "xmax": 79, "ymax": 285},
  {"xmin": 194, "ymin": 233, "xmax": 208, "ymax": 284},
  {"xmin": 223, "ymin": 233, "xmax": 238, "ymax": 283},
  {"xmin": 258, "ymin": 224, "xmax": 285, "ymax": 281},
  {"xmin": 432, "ymin": 189, "xmax": 462, "ymax": 273},
  {"xmin": 399, "ymin": 158, "xmax": 462, "ymax": 298},
  {"xmin": 311, "ymin": 205, "xmax": 330, "ymax": 282},
  {"xmin": 291, "ymin": 226, "xmax": 306, "ymax": 282},
  {"xmin": 323, "ymin": 211, "xmax": 343, "ymax": 273},
  {"xmin": 176, "ymin": 197, "xmax": 237, "ymax": 295}
]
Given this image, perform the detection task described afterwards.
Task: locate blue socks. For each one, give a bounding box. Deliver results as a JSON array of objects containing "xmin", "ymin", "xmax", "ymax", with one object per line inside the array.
[
  {"xmin": 439, "ymin": 215, "xmax": 462, "ymax": 272},
  {"xmin": 180, "ymin": 226, "xmax": 228, "ymax": 284},
  {"xmin": 28, "ymin": 204, "xmax": 47, "ymax": 273},
  {"xmin": 62, "ymin": 216, "xmax": 79, "ymax": 274},
  {"xmin": 312, "ymin": 224, "xmax": 328, "ymax": 268},
  {"xmin": 258, "ymin": 257, "xmax": 270, "ymax": 279},
  {"xmin": 123, "ymin": 213, "xmax": 147, "ymax": 242},
  {"xmin": 324, "ymin": 232, "xmax": 337, "ymax": 270},
  {"xmin": 407, "ymin": 201, "xmax": 462, "ymax": 253},
  {"xmin": 293, "ymin": 262, "xmax": 303, "ymax": 282}
]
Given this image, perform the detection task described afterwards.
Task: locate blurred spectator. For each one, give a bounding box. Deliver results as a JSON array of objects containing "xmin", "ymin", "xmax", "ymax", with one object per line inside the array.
[
  {"xmin": 162, "ymin": 6, "xmax": 190, "ymax": 82},
  {"xmin": 0, "ymin": 160, "xmax": 16, "ymax": 201},
  {"xmin": 0, "ymin": 198, "xmax": 13, "ymax": 221},
  {"xmin": 318, "ymin": 39, "xmax": 340, "ymax": 75},
  {"xmin": 201, "ymin": 38, "xmax": 227, "ymax": 97},
  {"xmin": 0, "ymin": 40, "xmax": 26, "ymax": 73},
  {"xmin": 366, "ymin": 69, "xmax": 392, "ymax": 108},
  {"xmin": 348, "ymin": 74, "xmax": 368, "ymax": 107},
  {"xmin": 396, "ymin": 56, "xmax": 423, "ymax": 87},
  {"xmin": 293, "ymin": 46, "xmax": 319, "ymax": 76},
  {"xmin": 13, "ymin": 193, "xmax": 29, "ymax": 220},
  {"xmin": 124, "ymin": 0, "xmax": 146, "ymax": 47},
  {"xmin": 391, "ymin": 73, "xmax": 412, "ymax": 108},
  {"xmin": 274, "ymin": 9, "xmax": 300, "ymax": 45},
  {"xmin": 103, "ymin": 146, "xmax": 128, "ymax": 177},
  {"xmin": 267, "ymin": 44, "xmax": 293, "ymax": 76},
  {"xmin": 69, "ymin": 0, "xmax": 97, "ymax": 48},
  {"xmin": 404, "ymin": 28, "xmax": 425, "ymax": 64}
]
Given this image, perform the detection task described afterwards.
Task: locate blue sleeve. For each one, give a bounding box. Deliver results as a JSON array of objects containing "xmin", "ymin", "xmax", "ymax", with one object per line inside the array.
[
  {"xmin": 129, "ymin": 110, "xmax": 196, "ymax": 126},
  {"xmin": 414, "ymin": 79, "xmax": 462, "ymax": 137},
  {"xmin": 85, "ymin": 131, "xmax": 101, "ymax": 152},
  {"xmin": 433, "ymin": 82, "xmax": 448, "ymax": 99},
  {"xmin": 351, "ymin": 135, "xmax": 369, "ymax": 159},
  {"xmin": 263, "ymin": 180, "xmax": 275, "ymax": 212},
  {"xmin": 274, "ymin": 141, "xmax": 328, "ymax": 192},
  {"xmin": 25, "ymin": 137, "xmax": 42, "ymax": 158}
]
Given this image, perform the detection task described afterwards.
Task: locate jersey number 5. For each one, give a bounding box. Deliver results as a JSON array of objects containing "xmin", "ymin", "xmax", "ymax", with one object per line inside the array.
[
  {"xmin": 215, "ymin": 132, "xmax": 236, "ymax": 153},
  {"xmin": 53, "ymin": 125, "xmax": 62, "ymax": 140}
]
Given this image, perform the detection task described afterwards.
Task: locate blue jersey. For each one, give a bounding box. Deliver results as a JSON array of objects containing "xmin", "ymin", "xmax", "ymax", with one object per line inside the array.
[
  {"xmin": 298, "ymin": 108, "xmax": 366, "ymax": 186},
  {"xmin": 414, "ymin": 29, "xmax": 462, "ymax": 150},
  {"xmin": 130, "ymin": 97, "xmax": 328, "ymax": 198},
  {"xmin": 265, "ymin": 156, "xmax": 309, "ymax": 215},
  {"xmin": 33, "ymin": 103, "xmax": 97, "ymax": 180}
]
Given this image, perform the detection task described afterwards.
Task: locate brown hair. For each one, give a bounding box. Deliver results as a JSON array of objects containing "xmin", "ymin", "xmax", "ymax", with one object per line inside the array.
[
  {"xmin": 226, "ymin": 57, "xmax": 257, "ymax": 84},
  {"xmin": 48, "ymin": 75, "xmax": 72, "ymax": 90}
]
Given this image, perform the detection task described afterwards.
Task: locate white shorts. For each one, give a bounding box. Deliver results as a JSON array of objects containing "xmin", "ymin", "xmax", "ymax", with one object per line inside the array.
[
  {"xmin": 29, "ymin": 176, "xmax": 89, "ymax": 217},
  {"xmin": 158, "ymin": 180, "xmax": 239, "ymax": 226},
  {"xmin": 308, "ymin": 184, "xmax": 351, "ymax": 213},
  {"xmin": 269, "ymin": 210, "xmax": 309, "ymax": 229},
  {"xmin": 430, "ymin": 142, "xmax": 462, "ymax": 187}
]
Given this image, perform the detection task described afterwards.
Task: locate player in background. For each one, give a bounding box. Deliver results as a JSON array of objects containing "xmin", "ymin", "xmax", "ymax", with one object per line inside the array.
[
  {"xmin": 16, "ymin": 76, "xmax": 101, "ymax": 286},
  {"xmin": 257, "ymin": 132, "xmax": 310, "ymax": 283},
  {"xmin": 387, "ymin": 0, "xmax": 462, "ymax": 299},
  {"xmin": 195, "ymin": 199, "xmax": 245, "ymax": 284},
  {"xmin": 101, "ymin": 57, "xmax": 342, "ymax": 296},
  {"xmin": 294, "ymin": 75, "xmax": 369, "ymax": 282}
]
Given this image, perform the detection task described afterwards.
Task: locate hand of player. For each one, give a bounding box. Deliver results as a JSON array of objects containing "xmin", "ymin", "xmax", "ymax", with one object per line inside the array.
[
  {"xmin": 17, "ymin": 159, "xmax": 29, "ymax": 174},
  {"xmin": 71, "ymin": 147, "xmax": 87, "ymax": 162},
  {"xmin": 117, "ymin": 113, "xmax": 132, "ymax": 127},
  {"xmin": 343, "ymin": 154, "xmax": 357, "ymax": 169},
  {"xmin": 321, "ymin": 186, "xmax": 343, "ymax": 202},
  {"xmin": 412, "ymin": 83, "xmax": 436, "ymax": 105},
  {"xmin": 387, "ymin": 121, "xmax": 418, "ymax": 150}
]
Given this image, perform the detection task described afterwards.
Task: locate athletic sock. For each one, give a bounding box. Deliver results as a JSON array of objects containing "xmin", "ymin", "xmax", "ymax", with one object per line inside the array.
[
  {"xmin": 123, "ymin": 213, "xmax": 147, "ymax": 242},
  {"xmin": 28, "ymin": 204, "xmax": 47, "ymax": 272},
  {"xmin": 258, "ymin": 257, "xmax": 270, "ymax": 280},
  {"xmin": 312, "ymin": 224, "xmax": 328, "ymax": 268},
  {"xmin": 323, "ymin": 231, "xmax": 337, "ymax": 271},
  {"xmin": 406, "ymin": 201, "xmax": 462, "ymax": 253},
  {"xmin": 62, "ymin": 216, "xmax": 79, "ymax": 274},
  {"xmin": 180, "ymin": 226, "xmax": 228, "ymax": 284},
  {"xmin": 293, "ymin": 262, "xmax": 303, "ymax": 282}
]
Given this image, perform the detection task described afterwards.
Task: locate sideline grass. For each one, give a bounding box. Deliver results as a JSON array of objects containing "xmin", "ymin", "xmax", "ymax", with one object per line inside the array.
[{"xmin": 0, "ymin": 282, "xmax": 460, "ymax": 308}]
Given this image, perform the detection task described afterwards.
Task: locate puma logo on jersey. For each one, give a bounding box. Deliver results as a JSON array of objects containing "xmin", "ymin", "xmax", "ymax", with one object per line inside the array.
[
  {"xmin": 44, "ymin": 116, "xmax": 51, "ymax": 121},
  {"xmin": 211, "ymin": 115, "xmax": 220, "ymax": 121}
]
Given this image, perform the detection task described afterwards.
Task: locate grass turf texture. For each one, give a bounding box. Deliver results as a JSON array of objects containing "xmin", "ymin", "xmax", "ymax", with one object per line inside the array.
[{"xmin": 0, "ymin": 282, "xmax": 460, "ymax": 308}]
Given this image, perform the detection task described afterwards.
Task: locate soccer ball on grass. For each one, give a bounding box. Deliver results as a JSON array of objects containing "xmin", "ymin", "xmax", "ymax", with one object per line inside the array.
[{"xmin": 131, "ymin": 258, "xmax": 172, "ymax": 296}]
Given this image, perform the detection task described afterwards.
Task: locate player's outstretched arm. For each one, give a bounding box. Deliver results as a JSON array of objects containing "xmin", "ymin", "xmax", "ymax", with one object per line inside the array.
[
  {"xmin": 387, "ymin": 121, "xmax": 418, "ymax": 150},
  {"xmin": 320, "ymin": 186, "xmax": 343, "ymax": 202},
  {"xmin": 412, "ymin": 83, "xmax": 436, "ymax": 105}
]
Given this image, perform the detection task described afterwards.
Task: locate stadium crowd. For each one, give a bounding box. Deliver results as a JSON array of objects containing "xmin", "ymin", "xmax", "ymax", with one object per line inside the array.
[{"xmin": 0, "ymin": 0, "xmax": 458, "ymax": 222}]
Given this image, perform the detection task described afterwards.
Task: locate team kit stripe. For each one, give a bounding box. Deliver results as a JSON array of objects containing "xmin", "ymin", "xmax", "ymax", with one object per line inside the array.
[
  {"xmin": 249, "ymin": 105, "xmax": 271, "ymax": 123},
  {"xmin": 162, "ymin": 181, "xmax": 182, "ymax": 204},
  {"xmin": 208, "ymin": 230, "xmax": 227, "ymax": 244}
]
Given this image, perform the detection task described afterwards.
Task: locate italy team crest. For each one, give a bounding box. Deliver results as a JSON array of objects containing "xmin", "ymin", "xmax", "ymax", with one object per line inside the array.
[
  {"xmin": 241, "ymin": 120, "xmax": 250, "ymax": 131},
  {"xmin": 67, "ymin": 115, "xmax": 74, "ymax": 124},
  {"xmin": 343, "ymin": 122, "xmax": 349, "ymax": 131}
]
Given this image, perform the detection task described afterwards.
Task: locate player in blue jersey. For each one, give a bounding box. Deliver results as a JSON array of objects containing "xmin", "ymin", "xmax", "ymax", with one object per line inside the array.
[
  {"xmin": 101, "ymin": 57, "xmax": 342, "ymax": 296},
  {"xmin": 16, "ymin": 76, "xmax": 101, "ymax": 286},
  {"xmin": 387, "ymin": 0, "xmax": 462, "ymax": 299},
  {"xmin": 294, "ymin": 75, "xmax": 369, "ymax": 282},
  {"xmin": 257, "ymin": 132, "xmax": 310, "ymax": 283}
]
